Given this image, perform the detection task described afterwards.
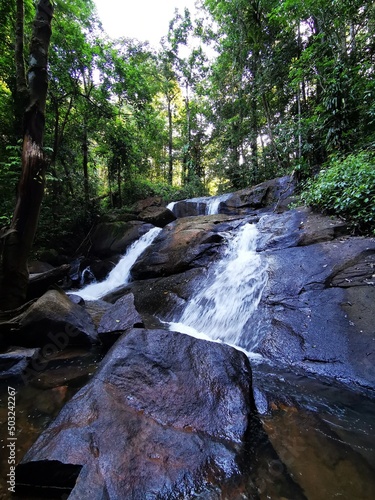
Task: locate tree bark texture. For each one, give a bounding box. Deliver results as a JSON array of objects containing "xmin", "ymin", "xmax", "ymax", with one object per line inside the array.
[
  {"xmin": 14, "ymin": 0, "xmax": 29, "ymax": 137},
  {"xmin": 167, "ymin": 96, "xmax": 173, "ymax": 185},
  {"xmin": 0, "ymin": 0, "xmax": 54, "ymax": 310}
]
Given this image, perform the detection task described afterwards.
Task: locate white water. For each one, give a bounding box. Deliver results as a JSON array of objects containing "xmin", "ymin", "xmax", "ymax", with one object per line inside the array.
[
  {"xmin": 166, "ymin": 201, "xmax": 176, "ymax": 212},
  {"xmin": 73, "ymin": 227, "xmax": 162, "ymax": 300},
  {"xmin": 206, "ymin": 193, "xmax": 231, "ymax": 215},
  {"xmin": 169, "ymin": 223, "xmax": 267, "ymax": 349},
  {"xmin": 80, "ymin": 266, "xmax": 96, "ymax": 285},
  {"xmin": 167, "ymin": 193, "xmax": 231, "ymax": 216}
]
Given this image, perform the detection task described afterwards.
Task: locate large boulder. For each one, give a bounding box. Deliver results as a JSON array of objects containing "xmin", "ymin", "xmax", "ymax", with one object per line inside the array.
[
  {"xmin": 245, "ymin": 209, "xmax": 375, "ymax": 393},
  {"xmin": 89, "ymin": 221, "xmax": 154, "ymax": 258},
  {"xmin": 97, "ymin": 293, "xmax": 144, "ymax": 347},
  {"xmin": 16, "ymin": 328, "xmax": 258, "ymax": 498},
  {"xmin": 131, "ymin": 214, "xmax": 244, "ymax": 280},
  {"xmin": 131, "ymin": 196, "xmax": 164, "ymax": 213},
  {"xmin": 101, "ymin": 268, "xmax": 204, "ymax": 330},
  {"xmin": 169, "ymin": 197, "xmax": 210, "ymax": 218},
  {"xmin": 137, "ymin": 205, "xmax": 176, "ymax": 227},
  {"xmin": 222, "ymin": 176, "xmax": 295, "ymax": 215},
  {"xmin": 0, "ymin": 289, "xmax": 97, "ymax": 348},
  {"xmin": 0, "ymin": 347, "xmax": 40, "ymax": 380}
]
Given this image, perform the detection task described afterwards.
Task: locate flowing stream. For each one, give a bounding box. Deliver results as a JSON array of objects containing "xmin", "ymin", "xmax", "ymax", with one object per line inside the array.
[
  {"xmin": 169, "ymin": 222, "xmax": 267, "ymax": 351},
  {"xmin": 1, "ymin": 198, "xmax": 374, "ymax": 499},
  {"xmin": 72, "ymin": 226, "xmax": 162, "ymax": 301}
]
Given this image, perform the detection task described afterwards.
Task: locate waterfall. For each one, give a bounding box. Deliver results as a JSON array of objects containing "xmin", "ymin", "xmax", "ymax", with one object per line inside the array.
[
  {"xmin": 73, "ymin": 227, "xmax": 162, "ymax": 301},
  {"xmin": 80, "ymin": 266, "xmax": 96, "ymax": 285},
  {"xmin": 205, "ymin": 193, "xmax": 231, "ymax": 215},
  {"xmin": 166, "ymin": 201, "xmax": 176, "ymax": 213},
  {"xmin": 169, "ymin": 223, "xmax": 267, "ymax": 351},
  {"xmin": 168, "ymin": 193, "xmax": 231, "ymax": 217}
]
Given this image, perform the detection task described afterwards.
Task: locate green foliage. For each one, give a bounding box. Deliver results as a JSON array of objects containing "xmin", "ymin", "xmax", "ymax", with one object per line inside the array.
[
  {"xmin": 111, "ymin": 175, "xmax": 208, "ymax": 208},
  {"xmin": 301, "ymin": 151, "xmax": 375, "ymax": 232},
  {"xmin": 1, "ymin": 0, "xmax": 375, "ymax": 258},
  {"xmin": 119, "ymin": 177, "xmax": 179, "ymax": 206},
  {"xmin": 0, "ymin": 144, "xmax": 22, "ymax": 225}
]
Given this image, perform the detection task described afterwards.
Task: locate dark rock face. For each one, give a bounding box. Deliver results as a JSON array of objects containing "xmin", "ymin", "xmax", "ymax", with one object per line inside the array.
[
  {"xmin": 222, "ymin": 176, "xmax": 295, "ymax": 215},
  {"xmin": 138, "ymin": 205, "xmax": 176, "ymax": 227},
  {"xmin": 131, "ymin": 214, "xmax": 242, "ymax": 280},
  {"xmin": 0, "ymin": 290, "xmax": 97, "ymax": 348},
  {"xmin": 170, "ymin": 198, "xmax": 209, "ymax": 218},
  {"xmin": 169, "ymin": 176, "xmax": 294, "ymax": 219},
  {"xmin": 97, "ymin": 293, "xmax": 142, "ymax": 333},
  {"xmin": 97, "ymin": 293, "xmax": 144, "ymax": 347},
  {"xmin": 131, "ymin": 196, "xmax": 164, "ymax": 213},
  {"xmin": 27, "ymin": 264, "xmax": 71, "ymax": 300},
  {"xmin": 89, "ymin": 221, "xmax": 154, "ymax": 258},
  {"xmin": 0, "ymin": 347, "xmax": 40, "ymax": 379},
  {"xmin": 16, "ymin": 328, "xmax": 257, "ymax": 498},
  {"xmin": 246, "ymin": 209, "xmax": 375, "ymax": 393},
  {"xmin": 128, "ymin": 268, "xmax": 204, "ymax": 323}
]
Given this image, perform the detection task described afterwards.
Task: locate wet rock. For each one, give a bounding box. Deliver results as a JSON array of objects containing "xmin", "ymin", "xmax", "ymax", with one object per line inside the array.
[
  {"xmin": 129, "ymin": 269, "xmax": 203, "ymax": 322},
  {"xmin": 83, "ymin": 299, "xmax": 113, "ymax": 328},
  {"xmin": 256, "ymin": 208, "xmax": 351, "ymax": 252},
  {"xmin": 256, "ymin": 210, "xmax": 305, "ymax": 251},
  {"xmin": 138, "ymin": 205, "xmax": 176, "ymax": 227},
  {"xmin": 89, "ymin": 221, "xmax": 154, "ymax": 258},
  {"xmin": 68, "ymin": 294, "xmax": 85, "ymax": 305},
  {"xmin": 16, "ymin": 328, "xmax": 257, "ymax": 498},
  {"xmin": 0, "ymin": 347, "xmax": 40, "ymax": 379},
  {"xmin": 131, "ymin": 214, "xmax": 241, "ymax": 280},
  {"xmin": 97, "ymin": 293, "xmax": 143, "ymax": 347},
  {"xmin": 100, "ymin": 268, "xmax": 203, "ymax": 328},
  {"xmin": 328, "ymin": 250, "xmax": 375, "ymax": 287},
  {"xmin": 222, "ymin": 176, "xmax": 295, "ymax": 215},
  {"xmin": 170, "ymin": 198, "xmax": 210, "ymax": 218},
  {"xmin": 249, "ymin": 218, "xmax": 375, "ymax": 392},
  {"xmin": 0, "ymin": 289, "xmax": 97, "ymax": 348}
]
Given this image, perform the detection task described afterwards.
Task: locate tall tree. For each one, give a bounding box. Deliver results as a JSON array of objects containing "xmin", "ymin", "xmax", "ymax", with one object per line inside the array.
[{"xmin": 0, "ymin": 0, "xmax": 54, "ymax": 310}]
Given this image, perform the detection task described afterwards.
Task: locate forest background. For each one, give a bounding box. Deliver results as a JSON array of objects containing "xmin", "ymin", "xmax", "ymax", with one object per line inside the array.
[{"xmin": 1, "ymin": 0, "xmax": 375, "ymax": 258}]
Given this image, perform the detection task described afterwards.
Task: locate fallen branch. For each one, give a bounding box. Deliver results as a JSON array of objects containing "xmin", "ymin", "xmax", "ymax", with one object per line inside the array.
[{"xmin": 27, "ymin": 264, "xmax": 71, "ymax": 300}]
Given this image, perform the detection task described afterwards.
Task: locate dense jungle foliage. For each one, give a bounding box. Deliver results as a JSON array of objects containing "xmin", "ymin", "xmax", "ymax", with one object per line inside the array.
[{"xmin": 1, "ymin": 0, "xmax": 375, "ymax": 255}]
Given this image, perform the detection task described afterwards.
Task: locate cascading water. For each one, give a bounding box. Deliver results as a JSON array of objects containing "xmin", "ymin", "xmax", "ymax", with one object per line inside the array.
[
  {"xmin": 73, "ymin": 226, "xmax": 162, "ymax": 301},
  {"xmin": 205, "ymin": 193, "xmax": 231, "ymax": 215},
  {"xmin": 166, "ymin": 201, "xmax": 176, "ymax": 213},
  {"xmin": 80, "ymin": 266, "xmax": 96, "ymax": 285},
  {"xmin": 167, "ymin": 193, "xmax": 231, "ymax": 216},
  {"xmin": 169, "ymin": 223, "xmax": 267, "ymax": 350}
]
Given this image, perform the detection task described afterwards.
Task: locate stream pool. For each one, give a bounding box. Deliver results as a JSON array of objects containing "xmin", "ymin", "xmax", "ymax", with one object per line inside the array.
[{"xmin": 0, "ymin": 350, "xmax": 374, "ymax": 499}]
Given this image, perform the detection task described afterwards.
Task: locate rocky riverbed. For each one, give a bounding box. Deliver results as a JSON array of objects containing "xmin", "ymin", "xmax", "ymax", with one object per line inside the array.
[{"xmin": 0, "ymin": 176, "xmax": 374, "ymax": 499}]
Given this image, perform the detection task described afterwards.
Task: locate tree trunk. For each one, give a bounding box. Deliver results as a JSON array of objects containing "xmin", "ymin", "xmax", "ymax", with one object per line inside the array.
[
  {"xmin": 167, "ymin": 95, "xmax": 173, "ymax": 185},
  {"xmin": 0, "ymin": 0, "xmax": 54, "ymax": 311},
  {"xmin": 14, "ymin": 0, "xmax": 29, "ymax": 137},
  {"xmin": 82, "ymin": 122, "xmax": 90, "ymax": 206}
]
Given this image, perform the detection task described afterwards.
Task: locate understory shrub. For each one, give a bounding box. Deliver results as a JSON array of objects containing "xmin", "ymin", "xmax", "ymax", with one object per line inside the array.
[{"xmin": 301, "ymin": 151, "xmax": 375, "ymax": 233}]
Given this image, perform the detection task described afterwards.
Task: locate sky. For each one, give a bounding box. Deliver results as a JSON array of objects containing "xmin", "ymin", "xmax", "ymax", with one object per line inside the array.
[{"xmin": 94, "ymin": 0, "xmax": 198, "ymax": 48}]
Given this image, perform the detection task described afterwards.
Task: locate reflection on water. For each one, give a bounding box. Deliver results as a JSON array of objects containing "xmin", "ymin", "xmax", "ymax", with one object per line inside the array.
[
  {"xmin": 0, "ymin": 351, "xmax": 374, "ymax": 499},
  {"xmin": 252, "ymin": 365, "xmax": 375, "ymax": 500},
  {"xmin": 0, "ymin": 348, "xmax": 103, "ymax": 500}
]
